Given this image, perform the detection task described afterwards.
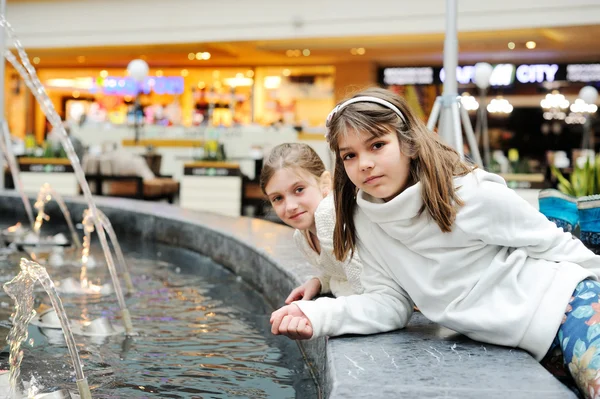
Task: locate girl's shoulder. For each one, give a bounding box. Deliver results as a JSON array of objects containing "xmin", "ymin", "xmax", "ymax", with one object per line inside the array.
[
  {"xmin": 315, "ymin": 194, "xmax": 336, "ymax": 238},
  {"xmin": 293, "ymin": 228, "xmax": 319, "ymax": 260},
  {"xmin": 455, "ymin": 168, "xmax": 521, "ymax": 213}
]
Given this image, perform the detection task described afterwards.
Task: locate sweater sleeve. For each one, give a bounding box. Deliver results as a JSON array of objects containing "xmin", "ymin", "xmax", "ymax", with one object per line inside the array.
[
  {"xmin": 457, "ymin": 174, "xmax": 600, "ymax": 277},
  {"xmin": 295, "ymin": 241, "xmax": 414, "ymax": 338},
  {"xmin": 293, "ymin": 229, "xmax": 332, "ymax": 293}
]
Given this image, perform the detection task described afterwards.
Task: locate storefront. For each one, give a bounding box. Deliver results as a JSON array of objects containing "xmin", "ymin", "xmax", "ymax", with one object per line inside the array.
[
  {"xmin": 16, "ymin": 65, "xmax": 335, "ymax": 144},
  {"xmin": 378, "ymin": 62, "xmax": 600, "ymax": 171}
]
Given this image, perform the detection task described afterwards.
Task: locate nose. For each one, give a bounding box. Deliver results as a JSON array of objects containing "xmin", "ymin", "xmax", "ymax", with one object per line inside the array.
[
  {"xmin": 359, "ymin": 154, "xmax": 374, "ymax": 172},
  {"xmin": 286, "ymin": 199, "xmax": 299, "ymax": 214}
]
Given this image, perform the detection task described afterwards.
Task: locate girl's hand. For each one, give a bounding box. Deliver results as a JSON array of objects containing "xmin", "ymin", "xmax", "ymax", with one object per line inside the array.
[
  {"xmin": 285, "ymin": 278, "xmax": 321, "ymax": 304},
  {"xmin": 270, "ymin": 304, "xmax": 313, "ymax": 340}
]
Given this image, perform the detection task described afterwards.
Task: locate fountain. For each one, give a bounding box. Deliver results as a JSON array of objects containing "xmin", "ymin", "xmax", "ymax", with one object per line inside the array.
[
  {"xmin": 0, "ymin": 121, "xmax": 34, "ymax": 234},
  {"xmin": 3, "ymin": 258, "xmax": 92, "ymax": 398},
  {"xmin": 0, "ymin": 7, "xmax": 317, "ymax": 399},
  {"xmin": 1, "ymin": 18, "xmax": 133, "ymax": 336}
]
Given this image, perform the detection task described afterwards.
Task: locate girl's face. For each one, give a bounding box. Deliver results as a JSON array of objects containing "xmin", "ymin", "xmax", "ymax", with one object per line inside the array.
[
  {"xmin": 264, "ymin": 168, "xmax": 324, "ymax": 231},
  {"xmin": 338, "ymin": 129, "xmax": 411, "ymax": 201}
]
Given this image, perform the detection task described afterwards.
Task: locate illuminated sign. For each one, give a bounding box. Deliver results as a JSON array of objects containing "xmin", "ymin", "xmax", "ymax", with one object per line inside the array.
[
  {"xmin": 90, "ymin": 76, "xmax": 185, "ymax": 96},
  {"xmin": 381, "ymin": 62, "xmax": 600, "ymax": 87},
  {"xmin": 439, "ymin": 64, "xmax": 516, "ymax": 86},
  {"xmin": 515, "ymin": 64, "xmax": 559, "ymax": 83},
  {"xmin": 383, "ymin": 67, "xmax": 434, "ymax": 85},
  {"xmin": 567, "ymin": 64, "xmax": 600, "ymax": 83}
]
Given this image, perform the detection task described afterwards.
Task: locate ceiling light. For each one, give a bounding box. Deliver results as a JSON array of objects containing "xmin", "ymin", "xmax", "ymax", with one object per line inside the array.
[
  {"xmin": 507, "ymin": 42, "xmax": 515, "ymax": 50},
  {"xmin": 32, "ymin": 57, "xmax": 40, "ymax": 64},
  {"xmin": 356, "ymin": 47, "xmax": 366, "ymax": 55},
  {"xmin": 302, "ymin": 49, "xmax": 310, "ymax": 56},
  {"xmin": 188, "ymin": 53, "xmax": 195, "ymax": 60},
  {"xmin": 100, "ymin": 70, "xmax": 108, "ymax": 78},
  {"xmin": 525, "ymin": 41, "xmax": 536, "ymax": 49}
]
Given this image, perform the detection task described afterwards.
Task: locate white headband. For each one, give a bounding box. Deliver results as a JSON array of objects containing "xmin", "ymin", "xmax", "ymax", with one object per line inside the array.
[{"xmin": 325, "ymin": 96, "xmax": 407, "ymax": 140}]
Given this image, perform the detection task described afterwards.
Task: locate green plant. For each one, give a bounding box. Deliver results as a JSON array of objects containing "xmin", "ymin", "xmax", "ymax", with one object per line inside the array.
[{"xmin": 551, "ymin": 156, "xmax": 600, "ymax": 197}]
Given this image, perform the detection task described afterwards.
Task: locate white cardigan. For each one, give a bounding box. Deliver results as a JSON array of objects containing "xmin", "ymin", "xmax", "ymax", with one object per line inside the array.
[
  {"xmin": 293, "ymin": 194, "xmax": 363, "ymax": 297},
  {"xmin": 296, "ymin": 169, "xmax": 600, "ymax": 360}
]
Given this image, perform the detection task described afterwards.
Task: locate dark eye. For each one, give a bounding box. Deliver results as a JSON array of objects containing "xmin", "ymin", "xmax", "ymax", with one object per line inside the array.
[
  {"xmin": 271, "ymin": 196, "xmax": 282, "ymax": 203},
  {"xmin": 342, "ymin": 153, "xmax": 355, "ymax": 161},
  {"xmin": 373, "ymin": 142, "xmax": 385, "ymax": 150},
  {"xmin": 295, "ymin": 187, "xmax": 305, "ymax": 194}
]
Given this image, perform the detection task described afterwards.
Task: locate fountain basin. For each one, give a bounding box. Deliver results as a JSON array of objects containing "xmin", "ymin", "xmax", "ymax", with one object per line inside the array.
[{"xmin": 0, "ymin": 192, "xmax": 579, "ymax": 398}]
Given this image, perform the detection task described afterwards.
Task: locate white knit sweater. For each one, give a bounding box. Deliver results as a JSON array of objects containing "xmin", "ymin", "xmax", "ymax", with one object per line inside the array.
[
  {"xmin": 296, "ymin": 169, "xmax": 600, "ymax": 360},
  {"xmin": 293, "ymin": 194, "xmax": 364, "ymax": 297}
]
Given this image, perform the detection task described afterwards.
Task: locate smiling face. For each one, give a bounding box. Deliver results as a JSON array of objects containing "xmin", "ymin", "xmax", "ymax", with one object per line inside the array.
[
  {"xmin": 264, "ymin": 167, "xmax": 324, "ymax": 231},
  {"xmin": 338, "ymin": 129, "xmax": 411, "ymax": 201}
]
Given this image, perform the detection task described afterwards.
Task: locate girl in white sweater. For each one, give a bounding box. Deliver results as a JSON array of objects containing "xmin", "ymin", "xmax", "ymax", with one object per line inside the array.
[
  {"xmin": 260, "ymin": 143, "xmax": 363, "ymax": 303},
  {"xmin": 270, "ymin": 88, "xmax": 600, "ymax": 398}
]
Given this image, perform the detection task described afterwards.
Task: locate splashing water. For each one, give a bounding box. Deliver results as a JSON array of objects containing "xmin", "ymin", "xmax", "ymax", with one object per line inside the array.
[
  {"xmin": 96, "ymin": 210, "xmax": 134, "ymax": 293},
  {"xmin": 1, "ymin": 18, "xmax": 133, "ymax": 335},
  {"xmin": 0, "ymin": 121, "xmax": 34, "ymax": 231},
  {"xmin": 3, "ymin": 258, "xmax": 92, "ymax": 398},
  {"xmin": 32, "ymin": 183, "xmax": 81, "ymax": 249}
]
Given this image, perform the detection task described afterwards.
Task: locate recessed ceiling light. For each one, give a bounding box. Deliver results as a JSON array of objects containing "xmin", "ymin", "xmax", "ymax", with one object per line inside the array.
[
  {"xmin": 508, "ymin": 42, "xmax": 515, "ymax": 50},
  {"xmin": 526, "ymin": 41, "xmax": 536, "ymax": 49}
]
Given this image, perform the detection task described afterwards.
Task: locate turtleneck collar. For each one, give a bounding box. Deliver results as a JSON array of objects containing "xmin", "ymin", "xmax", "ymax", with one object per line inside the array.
[{"xmin": 356, "ymin": 182, "xmax": 423, "ymax": 224}]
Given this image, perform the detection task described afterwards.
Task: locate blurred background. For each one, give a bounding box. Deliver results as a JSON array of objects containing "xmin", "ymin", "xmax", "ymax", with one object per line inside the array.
[{"xmin": 3, "ymin": 0, "xmax": 600, "ymax": 217}]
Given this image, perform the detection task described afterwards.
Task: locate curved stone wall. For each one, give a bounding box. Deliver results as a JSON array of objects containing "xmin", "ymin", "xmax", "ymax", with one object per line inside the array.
[{"xmin": 0, "ymin": 193, "xmax": 577, "ymax": 398}]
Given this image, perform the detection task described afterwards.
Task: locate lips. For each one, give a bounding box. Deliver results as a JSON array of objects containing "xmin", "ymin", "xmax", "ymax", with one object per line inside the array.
[
  {"xmin": 364, "ymin": 175, "xmax": 382, "ymax": 184},
  {"xmin": 289, "ymin": 211, "xmax": 306, "ymax": 220}
]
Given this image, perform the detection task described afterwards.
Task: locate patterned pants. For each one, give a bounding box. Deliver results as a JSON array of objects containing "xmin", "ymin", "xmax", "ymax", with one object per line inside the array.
[{"xmin": 542, "ymin": 279, "xmax": 600, "ymax": 399}]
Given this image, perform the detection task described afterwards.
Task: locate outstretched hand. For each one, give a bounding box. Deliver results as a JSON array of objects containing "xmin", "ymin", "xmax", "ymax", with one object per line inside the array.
[
  {"xmin": 285, "ymin": 278, "xmax": 321, "ymax": 304},
  {"xmin": 270, "ymin": 304, "xmax": 313, "ymax": 340}
]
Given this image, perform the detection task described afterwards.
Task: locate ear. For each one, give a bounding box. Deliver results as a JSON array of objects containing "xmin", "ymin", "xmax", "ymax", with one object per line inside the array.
[{"xmin": 319, "ymin": 171, "xmax": 332, "ymax": 198}]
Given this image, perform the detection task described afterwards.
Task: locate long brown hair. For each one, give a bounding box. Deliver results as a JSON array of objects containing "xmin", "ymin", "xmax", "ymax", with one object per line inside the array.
[
  {"xmin": 259, "ymin": 143, "xmax": 326, "ymax": 195},
  {"xmin": 327, "ymin": 87, "xmax": 475, "ymax": 261}
]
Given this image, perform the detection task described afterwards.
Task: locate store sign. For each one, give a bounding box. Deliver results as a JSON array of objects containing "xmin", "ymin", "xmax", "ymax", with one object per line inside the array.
[
  {"xmin": 566, "ymin": 64, "xmax": 600, "ymax": 83},
  {"xmin": 184, "ymin": 167, "xmax": 241, "ymax": 177},
  {"xmin": 382, "ymin": 67, "xmax": 434, "ymax": 85},
  {"xmin": 515, "ymin": 64, "xmax": 559, "ymax": 83},
  {"xmin": 91, "ymin": 76, "xmax": 185, "ymax": 96},
  {"xmin": 439, "ymin": 64, "xmax": 516, "ymax": 86},
  {"xmin": 381, "ymin": 62, "xmax": 600, "ymax": 87},
  {"xmin": 20, "ymin": 164, "xmax": 74, "ymax": 173}
]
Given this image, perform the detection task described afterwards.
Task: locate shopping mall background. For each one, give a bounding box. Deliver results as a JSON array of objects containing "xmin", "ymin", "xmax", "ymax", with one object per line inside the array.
[{"xmin": 3, "ymin": 0, "xmax": 600, "ymax": 215}]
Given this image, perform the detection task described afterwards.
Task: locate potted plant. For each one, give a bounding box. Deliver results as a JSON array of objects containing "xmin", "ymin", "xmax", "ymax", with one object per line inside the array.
[{"xmin": 540, "ymin": 156, "xmax": 600, "ymax": 253}]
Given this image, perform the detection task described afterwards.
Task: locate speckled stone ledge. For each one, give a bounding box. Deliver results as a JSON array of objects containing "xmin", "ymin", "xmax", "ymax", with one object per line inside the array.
[{"xmin": 0, "ymin": 192, "xmax": 576, "ymax": 398}]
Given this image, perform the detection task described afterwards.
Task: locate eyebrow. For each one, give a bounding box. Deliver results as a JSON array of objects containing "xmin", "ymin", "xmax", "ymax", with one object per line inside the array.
[
  {"xmin": 339, "ymin": 135, "xmax": 379, "ymax": 153},
  {"xmin": 265, "ymin": 180, "xmax": 305, "ymax": 196}
]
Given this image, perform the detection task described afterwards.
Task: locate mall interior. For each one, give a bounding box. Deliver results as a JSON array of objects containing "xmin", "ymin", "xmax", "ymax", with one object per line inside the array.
[{"xmin": 0, "ymin": 0, "xmax": 598, "ymax": 398}]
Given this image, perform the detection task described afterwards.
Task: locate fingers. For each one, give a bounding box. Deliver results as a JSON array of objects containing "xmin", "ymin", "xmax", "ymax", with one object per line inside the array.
[
  {"xmin": 285, "ymin": 287, "xmax": 304, "ymax": 305},
  {"xmin": 270, "ymin": 307, "xmax": 288, "ymax": 334},
  {"xmin": 296, "ymin": 318, "xmax": 313, "ymax": 339},
  {"xmin": 286, "ymin": 316, "xmax": 301, "ymax": 340}
]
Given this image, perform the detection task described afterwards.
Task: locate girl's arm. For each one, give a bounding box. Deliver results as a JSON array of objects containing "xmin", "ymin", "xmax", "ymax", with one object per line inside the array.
[
  {"xmin": 459, "ymin": 178, "xmax": 600, "ymax": 276},
  {"xmin": 291, "ymin": 244, "xmax": 414, "ymax": 338}
]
